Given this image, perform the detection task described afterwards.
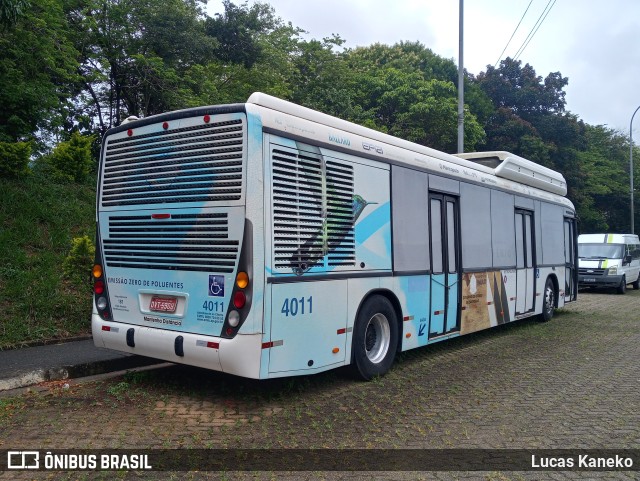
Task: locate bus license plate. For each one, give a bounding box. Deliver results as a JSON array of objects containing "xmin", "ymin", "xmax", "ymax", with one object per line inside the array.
[{"xmin": 149, "ymin": 296, "xmax": 178, "ymax": 313}]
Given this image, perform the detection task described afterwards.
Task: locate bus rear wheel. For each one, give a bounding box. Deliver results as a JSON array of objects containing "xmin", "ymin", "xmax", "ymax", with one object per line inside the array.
[
  {"xmin": 351, "ymin": 295, "xmax": 398, "ymax": 381},
  {"xmin": 540, "ymin": 278, "xmax": 555, "ymax": 322}
]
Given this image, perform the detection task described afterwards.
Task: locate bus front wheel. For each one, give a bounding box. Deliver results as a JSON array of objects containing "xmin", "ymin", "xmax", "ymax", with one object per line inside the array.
[{"xmin": 350, "ymin": 295, "xmax": 398, "ymax": 381}]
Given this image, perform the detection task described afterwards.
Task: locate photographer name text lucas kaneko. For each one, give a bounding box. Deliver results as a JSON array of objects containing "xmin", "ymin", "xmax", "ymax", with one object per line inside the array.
[{"xmin": 531, "ymin": 454, "xmax": 634, "ymax": 469}]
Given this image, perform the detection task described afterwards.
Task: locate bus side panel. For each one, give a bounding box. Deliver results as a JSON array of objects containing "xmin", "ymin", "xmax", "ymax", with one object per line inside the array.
[
  {"xmin": 536, "ymin": 266, "xmax": 565, "ymax": 309},
  {"xmin": 459, "ymin": 270, "xmax": 517, "ymax": 335},
  {"xmin": 268, "ymin": 280, "xmax": 348, "ymax": 375},
  {"xmin": 240, "ymin": 110, "xmax": 266, "ymax": 336},
  {"xmin": 394, "ymin": 275, "xmax": 430, "ymax": 351},
  {"xmin": 351, "ymin": 161, "xmax": 391, "ymax": 271}
]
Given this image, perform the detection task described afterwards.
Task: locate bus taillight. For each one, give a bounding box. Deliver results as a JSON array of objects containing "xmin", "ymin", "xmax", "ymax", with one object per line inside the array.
[
  {"xmin": 221, "ymin": 220, "xmax": 253, "ymax": 339},
  {"xmin": 227, "ymin": 310, "xmax": 240, "ymax": 327},
  {"xmin": 233, "ymin": 291, "xmax": 246, "ymax": 309},
  {"xmin": 236, "ymin": 271, "xmax": 249, "ymax": 289},
  {"xmin": 96, "ymin": 296, "xmax": 108, "ymax": 310},
  {"xmin": 93, "ymin": 232, "xmax": 113, "ymax": 321},
  {"xmin": 92, "ymin": 264, "xmax": 103, "ymax": 278}
]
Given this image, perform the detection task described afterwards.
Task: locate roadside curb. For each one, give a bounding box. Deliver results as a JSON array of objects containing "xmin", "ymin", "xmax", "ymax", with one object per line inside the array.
[
  {"xmin": 0, "ymin": 335, "xmax": 94, "ymax": 351},
  {"xmin": 0, "ymin": 355, "xmax": 161, "ymax": 391}
]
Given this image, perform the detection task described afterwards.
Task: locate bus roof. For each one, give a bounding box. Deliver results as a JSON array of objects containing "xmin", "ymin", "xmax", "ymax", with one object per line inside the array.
[{"xmin": 247, "ymin": 92, "xmax": 570, "ymax": 202}]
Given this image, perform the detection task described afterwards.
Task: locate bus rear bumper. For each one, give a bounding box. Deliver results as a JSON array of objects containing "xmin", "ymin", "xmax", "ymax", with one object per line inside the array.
[{"xmin": 92, "ymin": 313, "xmax": 262, "ymax": 379}]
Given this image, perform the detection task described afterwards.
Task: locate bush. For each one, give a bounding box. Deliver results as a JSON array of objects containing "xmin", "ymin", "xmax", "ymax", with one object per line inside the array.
[
  {"xmin": 47, "ymin": 132, "xmax": 95, "ymax": 182},
  {"xmin": 0, "ymin": 141, "xmax": 31, "ymax": 179},
  {"xmin": 63, "ymin": 235, "xmax": 95, "ymax": 288}
]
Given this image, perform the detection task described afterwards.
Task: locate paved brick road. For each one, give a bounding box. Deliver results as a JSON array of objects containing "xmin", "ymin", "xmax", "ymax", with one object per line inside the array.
[{"xmin": 1, "ymin": 290, "xmax": 639, "ymax": 480}]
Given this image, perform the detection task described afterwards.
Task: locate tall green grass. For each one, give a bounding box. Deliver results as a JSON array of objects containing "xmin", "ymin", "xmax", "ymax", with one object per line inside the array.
[{"xmin": 0, "ymin": 175, "xmax": 95, "ymax": 347}]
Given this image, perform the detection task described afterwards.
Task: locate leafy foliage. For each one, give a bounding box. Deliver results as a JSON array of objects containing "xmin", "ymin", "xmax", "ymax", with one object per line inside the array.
[
  {"xmin": 0, "ymin": 176, "xmax": 95, "ymax": 346},
  {"xmin": 0, "ymin": 0, "xmax": 30, "ymax": 27},
  {"xmin": 477, "ymin": 58, "xmax": 568, "ymax": 118},
  {"xmin": 0, "ymin": 141, "xmax": 31, "ymax": 178},
  {"xmin": 575, "ymin": 125, "xmax": 637, "ymax": 232},
  {"xmin": 63, "ymin": 235, "xmax": 95, "ymax": 288},
  {"xmin": 0, "ymin": 0, "xmax": 79, "ymax": 143},
  {"xmin": 45, "ymin": 131, "xmax": 95, "ymax": 182}
]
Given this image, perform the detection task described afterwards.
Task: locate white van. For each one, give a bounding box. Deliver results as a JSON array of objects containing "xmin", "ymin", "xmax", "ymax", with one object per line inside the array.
[{"xmin": 578, "ymin": 233, "xmax": 640, "ymax": 294}]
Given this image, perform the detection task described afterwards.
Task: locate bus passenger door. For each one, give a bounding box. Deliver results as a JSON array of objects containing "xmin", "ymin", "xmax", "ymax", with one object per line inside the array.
[
  {"xmin": 515, "ymin": 210, "xmax": 535, "ymax": 314},
  {"xmin": 563, "ymin": 218, "xmax": 577, "ymax": 302},
  {"xmin": 428, "ymin": 194, "xmax": 460, "ymax": 338}
]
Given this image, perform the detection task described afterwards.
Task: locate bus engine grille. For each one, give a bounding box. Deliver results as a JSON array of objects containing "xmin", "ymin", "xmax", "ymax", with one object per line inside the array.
[
  {"xmin": 101, "ymin": 118, "xmax": 245, "ymax": 207},
  {"xmin": 103, "ymin": 213, "xmax": 239, "ymax": 273},
  {"xmin": 270, "ymin": 145, "xmax": 356, "ymax": 273}
]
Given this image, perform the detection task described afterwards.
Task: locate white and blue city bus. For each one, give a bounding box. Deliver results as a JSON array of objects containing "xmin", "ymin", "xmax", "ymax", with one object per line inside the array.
[{"xmin": 91, "ymin": 93, "xmax": 578, "ymax": 380}]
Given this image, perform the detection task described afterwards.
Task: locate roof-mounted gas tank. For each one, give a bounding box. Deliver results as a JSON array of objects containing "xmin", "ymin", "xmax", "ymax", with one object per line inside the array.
[{"xmin": 455, "ymin": 151, "xmax": 567, "ymax": 196}]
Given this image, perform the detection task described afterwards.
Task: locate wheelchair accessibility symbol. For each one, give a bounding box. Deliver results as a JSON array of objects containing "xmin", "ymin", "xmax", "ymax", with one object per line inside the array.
[{"xmin": 209, "ymin": 275, "xmax": 224, "ymax": 297}]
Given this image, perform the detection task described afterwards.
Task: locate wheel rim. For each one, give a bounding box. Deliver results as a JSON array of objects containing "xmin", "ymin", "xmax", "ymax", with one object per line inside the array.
[
  {"xmin": 364, "ymin": 313, "xmax": 391, "ymax": 364},
  {"xmin": 545, "ymin": 284, "xmax": 554, "ymax": 316}
]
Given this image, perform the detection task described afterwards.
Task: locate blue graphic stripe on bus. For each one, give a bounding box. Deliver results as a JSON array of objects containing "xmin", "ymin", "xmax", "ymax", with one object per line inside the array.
[
  {"xmin": 355, "ymin": 202, "xmax": 391, "ymax": 245},
  {"xmin": 446, "ymin": 281, "xmax": 458, "ymax": 332}
]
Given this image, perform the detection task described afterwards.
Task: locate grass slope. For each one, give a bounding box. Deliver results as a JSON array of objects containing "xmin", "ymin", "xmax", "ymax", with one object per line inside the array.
[{"xmin": 0, "ymin": 176, "xmax": 95, "ymax": 348}]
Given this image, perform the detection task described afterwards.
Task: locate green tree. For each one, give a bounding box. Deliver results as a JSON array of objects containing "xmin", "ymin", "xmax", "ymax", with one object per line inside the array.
[
  {"xmin": 475, "ymin": 58, "xmax": 587, "ymax": 196},
  {"xmin": 353, "ymin": 67, "xmax": 486, "ymax": 151},
  {"xmin": 184, "ymin": 2, "xmax": 300, "ymax": 106},
  {"xmin": 0, "ymin": 0, "xmax": 79, "ymax": 143},
  {"xmin": 289, "ymin": 35, "xmax": 359, "ymax": 118},
  {"xmin": 0, "ymin": 141, "xmax": 31, "ymax": 178},
  {"xmin": 45, "ymin": 131, "xmax": 95, "ymax": 182},
  {"xmin": 70, "ymin": 0, "xmax": 297, "ymax": 132},
  {"xmin": 0, "ymin": 0, "xmax": 30, "ymax": 26},
  {"xmin": 476, "ymin": 57, "xmax": 567, "ymax": 119},
  {"xmin": 577, "ymin": 125, "xmax": 636, "ymax": 232},
  {"xmin": 63, "ymin": 235, "xmax": 95, "ymax": 288},
  {"xmin": 205, "ymin": 0, "xmax": 277, "ymax": 68},
  {"xmin": 289, "ymin": 41, "xmax": 486, "ymax": 152},
  {"xmin": 345, "ymin": 45, "xmax": 486, "ymax": 152},
  {"xmin": 70, "ymin": 0, "xmax": 216, "ymax": 132}
]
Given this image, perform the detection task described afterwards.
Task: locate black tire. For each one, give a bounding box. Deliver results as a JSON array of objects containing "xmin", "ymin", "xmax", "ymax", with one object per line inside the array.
[
  {"xmin": 617, "ymin": 276, "xmax": 627, "ymax": 295},
  {"xmin": 632, "ymin": 275, "xmax": 640, "ymax": 290},
  {"xmin": 350, "ymin": 295, "xmax": 399, "ymax": 381},
  {"xmin": 540, "ymin": 277, "xmax": 555, "ymax": 322}
]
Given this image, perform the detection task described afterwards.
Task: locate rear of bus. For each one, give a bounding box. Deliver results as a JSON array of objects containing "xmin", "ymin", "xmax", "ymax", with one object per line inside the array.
[{"xmin": 91, "ymin": 105, "xmax": 264, "ymax": 378}]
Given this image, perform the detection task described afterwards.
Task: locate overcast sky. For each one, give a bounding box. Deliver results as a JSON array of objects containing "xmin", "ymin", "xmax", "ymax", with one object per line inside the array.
[{"xmin": 207, "ymin": 0, "xmax": 640, "ymax": 136}]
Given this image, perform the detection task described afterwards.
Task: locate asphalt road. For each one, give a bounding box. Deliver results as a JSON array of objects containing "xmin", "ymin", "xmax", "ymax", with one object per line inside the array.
[{"xmin": 0, "ymin": 339, "xmax": 158, "ymax": 390}]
